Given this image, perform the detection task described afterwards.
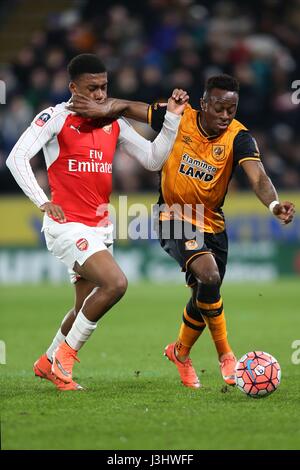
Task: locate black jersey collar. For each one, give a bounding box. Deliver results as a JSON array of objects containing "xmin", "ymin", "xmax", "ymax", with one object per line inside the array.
[{"xmin": 197, "ymin": 112, "xmax": 219, "ymax": 141}]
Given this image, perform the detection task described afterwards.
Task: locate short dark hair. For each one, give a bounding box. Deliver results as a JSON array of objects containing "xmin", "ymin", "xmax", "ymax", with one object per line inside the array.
[
  {"xmin": 67, "ymin": 54, "xmax": 106, "ymax": 80},
  {"xmin": 204, "ymin": 74, "xmax": 239, "ymax": 95}
]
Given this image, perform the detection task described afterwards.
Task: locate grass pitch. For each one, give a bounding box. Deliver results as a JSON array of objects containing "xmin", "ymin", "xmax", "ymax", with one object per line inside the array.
[{"xmin": 1, "ymin": 280, "xmax": 300, "ymax": 450}]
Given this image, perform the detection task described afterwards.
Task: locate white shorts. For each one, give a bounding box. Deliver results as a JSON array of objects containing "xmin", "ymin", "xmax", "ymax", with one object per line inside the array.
[{"xmin": 42, "ymin": 215, "xmax": 114, "ymax": 283}]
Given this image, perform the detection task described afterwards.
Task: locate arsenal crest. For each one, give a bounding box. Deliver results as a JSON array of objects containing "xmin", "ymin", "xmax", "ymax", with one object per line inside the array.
[
  {"xmin": 103, "ymin": 124, "xmax": 112, "ymax": 134},
  {"xmin": 76, "ymin": 238, "xmax": 89, "ymax": 251},
  {"xmin": 212, "ymin": 145, "xmax": 225, "ymax": 161}
]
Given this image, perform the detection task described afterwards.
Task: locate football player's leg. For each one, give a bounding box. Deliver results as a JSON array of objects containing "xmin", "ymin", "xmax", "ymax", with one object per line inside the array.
[
  {"xmin": 61, "ymin": 278, "xmax": 97, "ymax": 335},
  {"xmin": 34, "ymin": 279, "xmax": 96, "ymax": 389},
  {"xmin": 73, "ymin": 250, "xmax": 127, "ymax": 321},
  {"xmin": 190, "ymin": 254, "xmax": 236, "ymax": 384},
  {"xmin": 164, "ymin": 287, "xmax": 206, "ymax": 389},
  {"xmin": 52, "ymin": 250, "xmax": 127, "ymax": 383},
  {"xmin": 174, "ymin": 288, "xmax": 206, "ymax": 362},
  {"xmin": 44, "ymin": 278, "xmax": 96, "ymax": 362}
]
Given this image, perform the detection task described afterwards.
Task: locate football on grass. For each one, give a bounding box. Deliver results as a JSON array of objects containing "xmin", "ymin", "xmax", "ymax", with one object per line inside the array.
[{"xmin": 235, "ymin": 351, "xmax": 281, "ymax": 398}]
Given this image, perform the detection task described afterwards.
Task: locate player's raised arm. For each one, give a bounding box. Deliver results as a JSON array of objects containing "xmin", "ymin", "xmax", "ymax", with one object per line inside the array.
[
  {"xmin": 66, "ymin": 88, "xmax": 188, "ymax": 123},
  {"xmin": 116, "ymin": 91, "xmax": 188, "ymax": 171},
  {"xmin": 6, "ymin": 109, "xmax": 66, "ymax": 222},
  {"xmin": 241, "ymin": 160, "xmax": 295, "ymax": 224},
  {"xmin": 67, "ymin": 94, "xmax": 149, "ymax": 122}
]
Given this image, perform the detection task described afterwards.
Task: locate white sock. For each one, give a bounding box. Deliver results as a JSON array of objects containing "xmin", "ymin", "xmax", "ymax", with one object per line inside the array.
[
  {"xmin": 65, "ymin": 310, "xmax": 97, "ymax": 351},
  {"xmin": 45, "ymin": 311, "xmax": 74, "ymax": 360},
  {"xmin": 46, "ymin": 329, "xmax": 65, "ymax": 361}
]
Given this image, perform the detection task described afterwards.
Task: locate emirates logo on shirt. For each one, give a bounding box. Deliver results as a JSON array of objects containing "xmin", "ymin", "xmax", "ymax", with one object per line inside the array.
[
  {"xmin": 68, "ymin": 149, "xmax": 112, "ymax": 173},
  {"xmin": 68, "ymin": 160, "xmax": 112, "ymax": 173},
  {"xmin": 76, "ymin": 238, "xmax": 89, "ymax": 251}
]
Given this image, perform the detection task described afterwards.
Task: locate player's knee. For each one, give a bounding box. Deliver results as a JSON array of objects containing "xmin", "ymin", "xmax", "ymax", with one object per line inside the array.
[
  {"xmin": 106, "ymin": 274, "xmax": 128, "ymax": 302},
  {"xmin": 200, "ymin": 270, "xmax": 221, "ymax": 286},
  {"xmin": 115, "ymin": 274, "xmax": 128, "ymax": 299}
]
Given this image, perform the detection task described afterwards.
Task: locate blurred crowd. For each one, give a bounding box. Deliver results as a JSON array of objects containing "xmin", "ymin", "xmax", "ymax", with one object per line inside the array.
[{"xmin": 0, "ymin": 0, "xmax": 299, "ymax": 196}]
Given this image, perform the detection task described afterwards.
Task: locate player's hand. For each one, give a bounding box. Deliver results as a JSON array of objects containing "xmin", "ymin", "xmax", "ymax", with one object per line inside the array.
[
  {"xmin": 167, "ymin": 89, "xmax": 189, "ymax": 115},
  {"xmin": 273, "ymin": 201, "xmax": 295, "ymax": 225},
  {"xmin": 40, "ymin": 202, "xmax": 66, "ymax": 223},
  {"xmin": 67, "ymin": 94, "xmax": 115, "ymax": 119}
]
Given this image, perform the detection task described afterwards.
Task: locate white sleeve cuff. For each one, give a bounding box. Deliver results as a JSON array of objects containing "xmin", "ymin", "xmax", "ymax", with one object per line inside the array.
[{"xmin": 165, "ymin": 110, "xmax": 181, "ymax": 125}]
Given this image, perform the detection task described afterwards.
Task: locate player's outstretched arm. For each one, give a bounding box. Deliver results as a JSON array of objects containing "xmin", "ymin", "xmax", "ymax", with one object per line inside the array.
[
  {"xmin": 241, "ymin": 160, "xmax": 295, "ymax": 224},
  {"xmin": 67, "ymin": 95, "xmax": 148, "ymax": 121},
  {"xmin": 66, "ymin": 89, "xmax": 188, "ymax": 122},
  {"xmin": 116, "ymin": 91, "xmax": 189, "ymax": 171}
]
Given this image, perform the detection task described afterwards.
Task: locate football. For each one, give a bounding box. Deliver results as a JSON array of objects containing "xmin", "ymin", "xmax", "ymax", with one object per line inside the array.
[{"xmin": 235, "ymin": 351, "xmax": 281, "ymax": 398}]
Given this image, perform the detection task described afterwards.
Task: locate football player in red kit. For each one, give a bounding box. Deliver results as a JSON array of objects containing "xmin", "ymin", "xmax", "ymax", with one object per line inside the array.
[{"xmin": 6, "ymin": 54, "xmax": 188, "ymax": 390}]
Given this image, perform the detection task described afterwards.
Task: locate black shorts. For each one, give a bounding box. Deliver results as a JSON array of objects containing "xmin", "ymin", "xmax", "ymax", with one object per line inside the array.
[{"xmin": 158, "ymin": 220, "xmax": 228, "ymax": 287}]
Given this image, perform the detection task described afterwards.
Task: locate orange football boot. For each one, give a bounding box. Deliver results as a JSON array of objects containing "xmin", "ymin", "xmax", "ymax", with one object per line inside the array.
[
  {"xmin": 164, "ymin": 342, "xmax": 201, "ymax": 389},
  {"xmin": 34, "ymin": 353, "xmax": 83, "ymax": 391},
  {"xmin": 51, "ymin": 342, "xmax": 80, "ymax": 384},
  {"xmin": 219, "ymin": 352, "xmax": 237, "ymax": 385}
]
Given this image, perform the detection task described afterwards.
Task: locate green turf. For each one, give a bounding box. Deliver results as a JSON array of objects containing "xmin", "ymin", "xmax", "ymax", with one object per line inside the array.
[{"xmin": 1, "ymin": 280, "xmax": 300, "ymax": 450}]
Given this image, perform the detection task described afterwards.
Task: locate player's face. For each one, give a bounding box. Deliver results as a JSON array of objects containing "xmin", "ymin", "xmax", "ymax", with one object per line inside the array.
[
  {"xmin": 202, "ymin": 88, "xmax": 238, "ymax": 135},
  {"xmin": 70, "ymin": 73, "xmax": 108, "ymax": 103}
]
